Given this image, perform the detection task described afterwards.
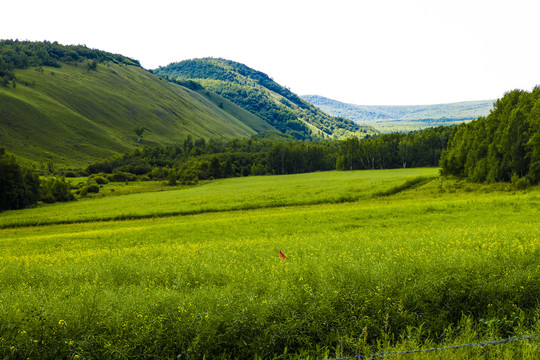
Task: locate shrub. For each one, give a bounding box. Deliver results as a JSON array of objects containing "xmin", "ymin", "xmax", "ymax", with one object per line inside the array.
[
  {"xmin": 86, "ymin": 184, "xmax": 100, "ymax": 193},
  {"xmin": 92, "ymin": 176, "xmax": 109, "ymax": 185},
  {"xmin": 513, "ymin": 176, "xmax": 531, "ymax": 190},
  {"xmin": 79, "ymin": 186, "xmax": 88, "ymax": 197},
  {"xmin": 251, "ymin": 163, "xmax": 267, "ymax": 176},
  {"xmin": 39, "ymin": 177, "xmax": 75, "ymax": 203},
  {"xmin": 168, "ymin": 169, "xmax": 177, "ymax": 186},
  {"xmin": 109, "ymin": 171, "xmax": 137, "ymax": 182},
  {"xmin": 150, "ymin": 167, "xmax": 169, "ymax": 180}
]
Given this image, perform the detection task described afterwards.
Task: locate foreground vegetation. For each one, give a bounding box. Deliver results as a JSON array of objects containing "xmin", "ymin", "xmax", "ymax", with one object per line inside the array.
[{"xmin": 0, "ymin": 169, "xmax": 539, "ymax": 359}]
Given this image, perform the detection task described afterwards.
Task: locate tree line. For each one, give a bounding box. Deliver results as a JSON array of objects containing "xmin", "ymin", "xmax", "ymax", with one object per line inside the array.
[
  {"xmin": 86, "ymin": 127, "xmax": 453, "ymax": 184},
  {"xmin": 336, "ymin": 126, "xmax": 453, "ymax": 171},
  {"xmin": 441, "ymin": 87, "xmax": 540, "ymax": 186},
  {"xmin": 0, "ymin": 40, "xmax": 140, "ymax": 87}
]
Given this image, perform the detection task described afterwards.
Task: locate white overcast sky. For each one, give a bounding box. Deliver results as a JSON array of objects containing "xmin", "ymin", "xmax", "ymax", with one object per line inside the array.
[{"xmin": 2, "ymin": 0, "xmax": 540, "ymax": 105}]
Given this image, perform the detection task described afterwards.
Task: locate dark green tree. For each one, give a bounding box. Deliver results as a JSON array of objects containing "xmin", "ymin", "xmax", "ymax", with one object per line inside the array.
[
  {"xmin": 0, "ymin": 149, "xmax": 40, "ymax": 211},
  {"xmin": 209, "ymin": 156, "xmax": 221, "ymax": 179}
]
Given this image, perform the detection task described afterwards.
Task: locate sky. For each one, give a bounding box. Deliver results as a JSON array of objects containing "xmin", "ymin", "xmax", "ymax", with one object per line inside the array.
[{"xmin": 2, "ymin": 0, "xmax": 540, "ymax": 105}]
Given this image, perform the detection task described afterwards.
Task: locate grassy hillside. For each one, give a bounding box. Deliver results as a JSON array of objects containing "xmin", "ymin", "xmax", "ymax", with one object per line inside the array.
[
  {"xmin": 189, "ymin": 87, "xmax": 272, "ymax": 133},
  {"xmin": 0, "ymin": 170, "xmax": 539, "ymax": 359},
  {"xmin": 303, "ymin": 94, "xmax": 494, "ymax": 132},
  {"xmin": 154, "ymin": 58, "xmax": 377, "ymax": 139},
  {"xmin": 0, "ymin": 42, "xmax": 273, "ymax": 167}
]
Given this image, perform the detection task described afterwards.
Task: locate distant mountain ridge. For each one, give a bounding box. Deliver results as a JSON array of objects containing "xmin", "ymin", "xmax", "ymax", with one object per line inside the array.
[
  {"xmin": 153, "ymin": 58, "xmax": 377, "ymax": 139},
  {"xmin": 302, "ymin": 95, "xmax": 495, "ymax": 132}
]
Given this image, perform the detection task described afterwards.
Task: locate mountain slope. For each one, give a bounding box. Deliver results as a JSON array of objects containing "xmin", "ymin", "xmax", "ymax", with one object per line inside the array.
[
  {"xmin": 0, "ymin": 41, "xmax": 272, "ymax": 166},
  {"xmin": 303, "ymin": 95, "xmax": 494, "ymax": 132},
  {"xmin": 153, "ymin": 58, "xmax": 377, "ymax": 139}
]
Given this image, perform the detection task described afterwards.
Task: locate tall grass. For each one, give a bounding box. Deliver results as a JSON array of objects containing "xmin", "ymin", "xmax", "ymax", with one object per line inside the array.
[{"xmin": 0, "ymin": 169, "xmax": 538, "ymax": 359}]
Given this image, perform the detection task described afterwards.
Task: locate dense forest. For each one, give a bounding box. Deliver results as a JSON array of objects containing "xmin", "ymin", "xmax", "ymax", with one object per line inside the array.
[
  {"xmin": 441, "ymin": 87, "xmax": 540, "ymax": 186},
  {"xmin": 154, "ymin": 58, "xmax": 375, "ymax": 139},
  {"xmin": 85, "ymin": 127, "xmax": 453, "ymax": 184},
  {"xmin": 336, "ymin": 126, "xmax": 453, "ymax": 171},
  {"xmin": 0, "ymin": 40, "xmax": 140, "ymax": 86}
]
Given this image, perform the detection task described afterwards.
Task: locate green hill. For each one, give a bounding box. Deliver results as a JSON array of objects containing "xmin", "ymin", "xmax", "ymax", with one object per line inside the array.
[
  {"xmin": 153, "ymin": 58, "xmax": 377, "ymax": 139},
  {"xmin": 0, "ymin": 41, "xmax": 273, "ymax": 166},
  {"xmin": 302, "ymin": 95, "xmax": 494, "ymax": 132}
]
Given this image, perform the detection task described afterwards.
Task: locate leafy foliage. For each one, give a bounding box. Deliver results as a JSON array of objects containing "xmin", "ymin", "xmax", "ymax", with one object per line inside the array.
[
  {"xmin": 0, "ymin": 148, "xmax": 40, "ymax": 211},
  {"xmin": 0, "ymin": 148, "xmax": 75, "ymax": 211},
  {"xmin": 336, "ymin": 126, "xmax": 453, "ymax": 170},
  {"xmin": 39, "ymin": 177, "xmax": 75, "ymax": 203},
  {"xmin": 441, "ymin": 87, "xmax": 540, "ymax": 184},
  {"xmin": 154, "ymin": 58, "xmax": 377, "ymax": 139},
  {"xmin": 0, "ymin": 39, "xmax": 140, "ymax": 84}
]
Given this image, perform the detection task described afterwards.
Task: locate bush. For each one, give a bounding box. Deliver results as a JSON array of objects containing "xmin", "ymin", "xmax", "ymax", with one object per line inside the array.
[
  {"xmin": 150, "ymin": 167, "xmax": 169, "ymax": 180},
  {"xmin": 63, "ymin": 171, "xmax": 77, "ymax": 178},
  {"xmin": 109, "ymin": 171, "xmax": 137, "ymax": 182},
  {"xmin": 86, "ymin": 184, "xmax": 100, "ymax": 193},
  {"xmin": 168, "ymin": 169, "xmax": 177, "ymax": 186},
  {"xmin": 251, "ymin": 163, "xmax": 267, "ymax": 176},
  {"xmin": 79, "ymin": 186, "xmax": 88, "ymax": 197},
  {"xmin": 513, "ymin": 175, "xmax": 531, "ymax": 190},
  {"xmin": 40, "ymin": 177, "xmax": 75, "ymax": 203},
  {"xmin": 92, "ymin": 176, "xmax": 109, "ymax": 185}
]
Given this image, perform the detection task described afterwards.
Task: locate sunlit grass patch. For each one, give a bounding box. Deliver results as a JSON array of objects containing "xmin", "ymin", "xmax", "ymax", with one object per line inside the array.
[{"xmin": 0, "ymin": 169, "xmax": 538, "ymax": 359}]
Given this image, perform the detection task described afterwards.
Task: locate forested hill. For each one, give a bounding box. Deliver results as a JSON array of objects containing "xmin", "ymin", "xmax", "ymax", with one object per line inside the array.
[
  {"xmin": 0, "ymin": 40, "xmax": 273, "ymax": 166},
  {"xmin": 441, "ymin": 87, "xmax": 540, "ymax": 185},
  {"xmin": 0, "ymin": 40, "xmax": 141, "ymax": 81},
  {"xmin": 153, "ymin": 58, "xmax": 377, "ymax": 139},
  {"xmin": 303, "ymin": 95, "xmax": 494, "ymax": 132}
]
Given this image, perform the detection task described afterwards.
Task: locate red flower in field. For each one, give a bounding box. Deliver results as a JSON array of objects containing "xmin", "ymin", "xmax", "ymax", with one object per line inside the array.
[{"xmin": 279, "ymin": 250, "xmax": 287, "ymax": 260}]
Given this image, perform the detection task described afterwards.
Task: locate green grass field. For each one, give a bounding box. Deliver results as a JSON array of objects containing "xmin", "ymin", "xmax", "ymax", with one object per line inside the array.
[{"xmin": 1, "ymin": 169, "xmax": 539, "ymax": 359}]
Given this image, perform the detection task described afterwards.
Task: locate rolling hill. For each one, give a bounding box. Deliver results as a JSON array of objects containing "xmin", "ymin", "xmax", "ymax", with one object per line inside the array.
[
  {"xmin": 302, "ymin": 95, "xmax": 495, "ymax": 132},
  {"xmin": 0, "ymin": 41, "xmax": 273, "ymax": 166},
  {"xmin": 153, "ymin": 58, "xmax": 377, "ymax": 139}
]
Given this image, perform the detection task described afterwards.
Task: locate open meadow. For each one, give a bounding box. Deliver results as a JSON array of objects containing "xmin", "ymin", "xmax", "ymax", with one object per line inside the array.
[{"xmin": 0, "ymin": 168, "xmax": 539, "ymax": 359}]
